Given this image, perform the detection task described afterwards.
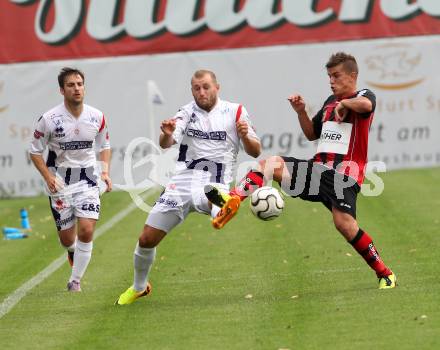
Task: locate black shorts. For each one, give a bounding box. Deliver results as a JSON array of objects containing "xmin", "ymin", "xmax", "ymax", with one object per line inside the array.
[{"xmin": 280, "ymin": 156, "xmax": 360, "ymax": 218}]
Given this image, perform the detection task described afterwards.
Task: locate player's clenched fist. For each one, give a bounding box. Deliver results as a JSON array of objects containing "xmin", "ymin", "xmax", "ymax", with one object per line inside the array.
[
  {"xmin": 334, "ymin": 101, "xmax": 348, "ymax": 123},
  {"xmin": 287, "ymin": 94, "xmax": 306, "ymax": 113},
  {"xmin": 160, "ymin": 119, "xmax": 177, "ymax": 135},
  {"xmin": 236, "ymin": 120, "xmax": 249, "ymax": 139},
  {"xmin": 45, "ymin": 173, "xmax": 64, "ymax": 193}
]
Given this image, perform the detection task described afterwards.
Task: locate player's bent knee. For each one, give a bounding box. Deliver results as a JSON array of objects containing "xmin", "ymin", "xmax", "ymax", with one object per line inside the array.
[
  {"xmin": 260, "ymin": 156, "xmax": 285, "ymax": 182},
  {"xmin": 77, "ymin": 227, "xmax": 94, "ymax": 242},
  {"xmin": 139, "ymin": 225, "xmax": 166, "ymax": 248},
  {"xmin": 59, "ymin": 236, "xmax": 75, "ymax": 248},
  {"xmin": 58, "ymin": 227, "xmax": 76, "ymax": 247},
  {"xmin": 138, "ymin": 235, "xmax": 160, "ymax": 248}
]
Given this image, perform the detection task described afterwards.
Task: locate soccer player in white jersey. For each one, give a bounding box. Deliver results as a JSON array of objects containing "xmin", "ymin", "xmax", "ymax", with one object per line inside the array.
[
  {"xmin": 115, "ymin": 70, "xmax": 261, "ymax": 305},
  {"xmin": 29, "ymin": 67, "xmax": 112, "ymax": 292}
]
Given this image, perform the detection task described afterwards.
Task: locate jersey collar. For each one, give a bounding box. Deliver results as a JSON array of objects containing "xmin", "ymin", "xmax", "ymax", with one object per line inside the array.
[
  {"xmin": 194, "ymin": 98, "xmax": 221, "ymax": 114},
  {"xmin": 63, "ymin": 103, "xmax": 84, "ymax": 119},
  {"xmin": 337, "ymin": 91, "xmax": 357, "ymax": 101}
]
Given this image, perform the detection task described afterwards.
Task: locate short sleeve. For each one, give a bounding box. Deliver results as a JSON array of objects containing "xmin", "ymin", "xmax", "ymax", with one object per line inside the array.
[
  {"xmin": 29, "ymin": 115, "xmax": 49, "ymax": 155},
  {"xmin": 357, "ymin": 89, "xmax": 376, "ymax": 118},
  {"xmin": 96, "ymin": 115, "xmax": 111, "ymax": 151},
  {"xmin": 238, "ymin": 105, "xmax": 259, "ymax": 141},
  {"xmin": 171, "ymin": 108, "xmax": 190, "ymax": 144}
]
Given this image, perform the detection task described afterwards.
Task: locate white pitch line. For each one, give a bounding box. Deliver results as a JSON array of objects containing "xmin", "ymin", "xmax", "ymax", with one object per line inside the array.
[{"xmin": 0, "ymin": 193, "xmax": 151, "ymax": 319}]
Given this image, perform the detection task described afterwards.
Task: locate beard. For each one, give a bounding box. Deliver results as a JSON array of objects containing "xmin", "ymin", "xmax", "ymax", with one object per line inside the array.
[
  {"xmin": 66, "ymin": 95, "xmax": 84, "ymax": 106},
  {"xmin": 195, "ymin": 96, "xmax": 216, "ymax": 111}
]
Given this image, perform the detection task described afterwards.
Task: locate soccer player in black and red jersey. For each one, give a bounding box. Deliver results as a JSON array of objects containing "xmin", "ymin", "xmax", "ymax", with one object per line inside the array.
[{"xmin": 205, "ymin": 52, "xmax": 396, "ymax": 289}]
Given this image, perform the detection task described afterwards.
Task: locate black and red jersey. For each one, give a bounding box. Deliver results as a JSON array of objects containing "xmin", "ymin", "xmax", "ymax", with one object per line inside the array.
[{"xmin": 311, "ymin": 89, "xmax": 376, "ymax": 185}]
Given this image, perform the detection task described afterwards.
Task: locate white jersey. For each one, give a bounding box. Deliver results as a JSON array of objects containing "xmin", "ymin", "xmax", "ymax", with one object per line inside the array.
[
  {"xmin": 170, "ymin": 98, "xmax": 258, "ymax": 186},
  {"xmin": 29, "ymin": 103, "xmax": 110, "ymax": 185}
]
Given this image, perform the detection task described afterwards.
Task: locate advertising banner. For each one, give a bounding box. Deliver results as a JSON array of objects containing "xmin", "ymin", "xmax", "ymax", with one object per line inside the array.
[{"xmin": 1, "ymin": 0, "xmax": 440, "ymax": 63}]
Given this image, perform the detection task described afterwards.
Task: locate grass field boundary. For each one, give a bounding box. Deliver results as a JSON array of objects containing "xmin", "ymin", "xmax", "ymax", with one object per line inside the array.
[{"xmin": 0, "ymin": 188, "xmax": 156, "ymax": 319}]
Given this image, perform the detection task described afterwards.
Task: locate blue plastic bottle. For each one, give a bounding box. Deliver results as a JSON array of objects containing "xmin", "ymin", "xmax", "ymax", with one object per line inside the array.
[
  {"xmin": 20, "ymin": 208, "xmax": 31, "ymax": 230},
  {"xmin": 4, "ymin": 232, "xmax": 28, "ymax": 240},
  {"xmin": 3, "ymin": 227, "xmax": 22, "ymax": 234}
]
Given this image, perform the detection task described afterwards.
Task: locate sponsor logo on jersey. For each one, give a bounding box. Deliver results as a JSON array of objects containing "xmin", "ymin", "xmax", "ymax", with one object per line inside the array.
[
  {"xmin": 59, "ymin": 141, "xmax": 93, "ymax": 150},
  {"xmin": 187, "ymin": 129, "xmax": 209, "ymax": 139},
  {"xmin": 186, "ymin": 129, "xmax": 226, "ymax": 141},
  {"xmin": 54, "ymin": 126, "xmax": 65, "ymax": 138},
  {"xmin": 55, "ymin": 199, "xmax": 67, "ymax": 210},
  {"xmin": 50, "ymin": 115, "xmax": 63, "ymax": 126},
  {"xmin": 189, "ymin": 113, "xmax": 198, "ymax": 124},
  {"xmin": 321, "ymin": 131, "xmax": 342, "ymax": 141},
  {"xmin": 209, "ymin": 131, "xmax": 227, "ymax": 141},
  {"xmin": 33, "ymin": 130, "xmax": 44, "ymax": 139}
]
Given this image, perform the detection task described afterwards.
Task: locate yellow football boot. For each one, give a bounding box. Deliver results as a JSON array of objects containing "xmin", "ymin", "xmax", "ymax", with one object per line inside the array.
[
  {"xmin": 115, "ymin": 283, "xmax": 152, "ymax": 305},
  {"xmin": 378, "ymin": 273, "xmax": 397, "ymax": 289}
]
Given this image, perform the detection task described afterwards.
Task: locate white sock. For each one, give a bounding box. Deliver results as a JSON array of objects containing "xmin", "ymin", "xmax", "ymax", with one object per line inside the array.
[
  {"xmin": 211, "ymin": 205, "xmax": 221, "ymax": 218},
  {"xmin": 67, "ymin": 242, "xmax": 76, "ymax": 253},
  {"xmin": 69, "ymin": 240, "xmax": 93, "ymax": 283},
  {"xmin": 133, "ymin": 242, "xmax": 156, "ymax": 292}
]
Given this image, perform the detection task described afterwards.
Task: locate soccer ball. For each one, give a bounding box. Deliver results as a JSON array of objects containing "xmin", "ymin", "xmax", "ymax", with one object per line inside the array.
[{"xmin": 250, "ymin": 186, "xmax": 284, "ymax": 221}]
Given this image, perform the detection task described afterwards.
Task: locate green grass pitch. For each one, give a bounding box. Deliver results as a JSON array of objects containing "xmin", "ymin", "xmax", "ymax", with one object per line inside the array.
[{"xmin": 0, "ymin": 168, "xmax": 439, "ymax": 349}]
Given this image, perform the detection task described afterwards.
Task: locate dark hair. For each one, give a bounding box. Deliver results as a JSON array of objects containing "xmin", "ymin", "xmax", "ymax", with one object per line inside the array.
[
  {"xmin": 58, "ymin": 67, "xmax": 85, "ymax": 88},
  {"xmin": 192, "ymin": 69, "xmax": 218, "ymax": 84},
  {"xmin": 326, "ymin": 52, "xmax": 358, "ymax": 74}
]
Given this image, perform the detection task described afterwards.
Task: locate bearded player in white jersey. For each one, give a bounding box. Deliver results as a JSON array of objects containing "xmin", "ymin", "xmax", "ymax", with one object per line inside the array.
[
  {"xmin": 115, "ymin": 70, "xmax": 261, "ymax": 305},
  {"xmin": 29, "ymin": 67, "xmax": 112, "ymax": 292}
]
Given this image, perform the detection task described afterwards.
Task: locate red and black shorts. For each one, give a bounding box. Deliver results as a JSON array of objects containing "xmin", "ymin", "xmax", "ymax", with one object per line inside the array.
[{"xmin": 280, "ymin": 156, "xmax": 360, "ymax": 218}]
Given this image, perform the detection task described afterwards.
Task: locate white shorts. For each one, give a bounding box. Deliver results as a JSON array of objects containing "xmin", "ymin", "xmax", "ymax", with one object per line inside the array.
[
  {"xmin": 146, "ymin": 181, "xmax": 228, "ymax": 233},
  {"xmin": 49, "ymin": 185, "xmax": 100, "ymax": 231}
]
